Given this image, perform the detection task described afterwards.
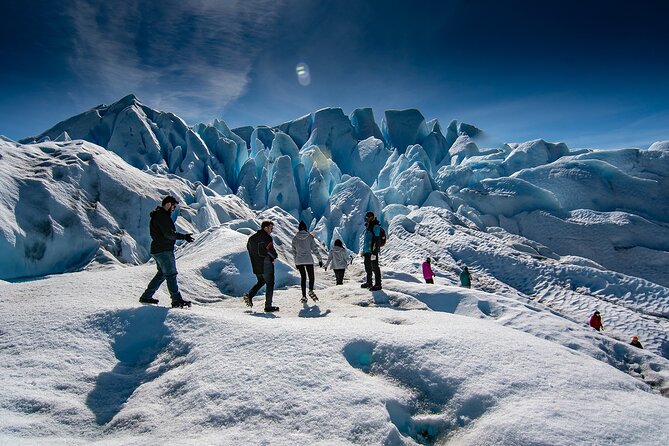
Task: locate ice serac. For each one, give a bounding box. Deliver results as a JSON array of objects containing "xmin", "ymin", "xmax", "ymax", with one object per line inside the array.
[
  {"xmin": 350, "ymin": 137, "xmax": 391, "ymax": 186},
  {"xmin": 270, "ymin": 132, "xmax": 301, "ymax": 169},
  {"xmin": 447, "ymin": 134, "xmax": 480, "ymax": 166},
  {"xmin": 253, "ymin": 126, "xmax": 276, "ymax": 152},
  {"xmin": 422, "ymin": 119, "xmax": 452, "ymax": 170},
  {"xmin": 349, "ymin": 108, "xmax": 384, "ymax": 141},
  {"xmin": 231, "ymin": 126, "xmax": 254, "ymax": 150},
  {"xmin": 300, "ymin": 146, "xmax": 342, "ymax": 217},
  {"xmin": 303, "ymin": 108, "xmax": 358, "ymax": 177},
  {"xmin": 458, "ymin": 122, "xmax": 482, "ymax": 138},
  {"xmin": 19, "ymin": 94, "xmax": 206, "ymax": 179},
  {"xmin": 267, "ymin": 155, "xmax": 300, "ymax": 212},
  {"xmin": 503, "ymin": 139, "xmax": 570, "ymax": 175},
  {"xmin": 391, "ymin": 162, "xmax": 436, "ymax": 206},
  {"xmin": 318, "ymin": 176, "xmax": 382, "ymax": 251},
  {"xmin": 381, "ymin": 109, "xmax": 430, "ymax": 153},
  {"xmin": 276, "ymin": 113, "xmax": 312, "ymax": 149}
]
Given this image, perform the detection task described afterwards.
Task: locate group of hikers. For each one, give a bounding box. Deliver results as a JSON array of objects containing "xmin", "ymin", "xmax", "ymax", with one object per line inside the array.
[
  {"xmin": 138, "ymin": 198, "xmax": 385, "ymax": 312},
  {"xmin": 241, "ymin": 211, "xmax": 384, "ymax": 311},
  {"xmin": 588, "ymin": 309, "xmax": 644, "ymax": 349},
  {"xmin": 137, "ymin": 196, "xmax": 645, "ymax": 350},
  {"xmin": 422, "ymin": 257, "xmax": 473, "ymax": 288}
]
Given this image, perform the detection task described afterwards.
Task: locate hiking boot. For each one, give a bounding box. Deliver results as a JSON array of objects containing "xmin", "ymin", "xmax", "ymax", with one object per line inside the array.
[
  {"xmin": 370, "ymin": 285, "xmax": 382, "ymax": 291},
  {"xmin": 308, "ymin": 290, "xmax": 319, "ymax": 302},
  {"xmin": 361, "ymin": 282, "xmax": 372, "ymax": 288},
  {"xmin": 300, "ymin": 296, "xmax": 308, "ymax": 304},
  {"xmin": 171, "ymin": 299, "xmax": 192, "ymax": 308},
  {"xmin": 264, "ymin": 306, "xmax": 280, "ymax": 312},
  {"xmin": 243, "ymin": 294, "xmax": 253, "ymax": 307},
  {"xmin": 139, "ymin": 297, "xmax": 159, "ymax": 304}
]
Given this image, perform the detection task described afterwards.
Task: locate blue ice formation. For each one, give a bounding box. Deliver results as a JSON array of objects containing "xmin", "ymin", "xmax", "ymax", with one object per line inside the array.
[{"xmin": 14, "ymin": 95, "xmax": 669, "ymax": 287}]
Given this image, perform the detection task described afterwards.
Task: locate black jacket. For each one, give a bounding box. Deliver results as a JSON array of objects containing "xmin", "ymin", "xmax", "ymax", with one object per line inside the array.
[
  {"xmin": 247, "ymin": 229, "xmax": 277, "ymax": 274},
  {"xmin": 149, "ymin": 207, "xmax": 186, "ymax": 254}
]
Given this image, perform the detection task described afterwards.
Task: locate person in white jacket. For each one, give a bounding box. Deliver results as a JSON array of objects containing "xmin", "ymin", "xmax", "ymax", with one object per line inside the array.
[
  {"xmin": 324, "ymin": 239, "xmax": 350, "ymax": 285},
  {"xmin": 291, "ymin": 221, "xmax": 323, "ymax": 303}
]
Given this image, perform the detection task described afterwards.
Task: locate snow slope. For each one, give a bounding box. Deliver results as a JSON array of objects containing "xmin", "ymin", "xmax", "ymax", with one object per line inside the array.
[{"xmin": 2, "ymin": 216, "xmax": 668, "ymax": 445}]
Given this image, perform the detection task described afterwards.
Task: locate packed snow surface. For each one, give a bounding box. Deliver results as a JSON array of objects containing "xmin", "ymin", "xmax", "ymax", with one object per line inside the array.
[{"xmin": 2, "ymin": 217, "xmax": 669, "ymax": 445}]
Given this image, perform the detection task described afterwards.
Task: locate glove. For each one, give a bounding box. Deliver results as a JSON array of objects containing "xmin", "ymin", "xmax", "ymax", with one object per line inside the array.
[
  {"xmin": 184, "ymin": 234, "xmax": 194, "ymax": 243},
  {"xmin": 319, "ymin": 261, "xmax": 323, "ymax": 268}
]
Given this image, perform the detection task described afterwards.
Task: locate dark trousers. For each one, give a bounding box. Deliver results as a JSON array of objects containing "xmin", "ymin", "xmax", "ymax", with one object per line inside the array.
[
  {"xmin": 363, "ymin": 253, "xmax": 381, "ymax": 286},
  {"xmin": 334, "ymin": 269, "xmax": 345, "ymax": 285},
  {"xmin": 141, "ymin": 250, "xmax": 182, "ymax": 302},
  {"xmin": 425, "ymin": 278, "xmax": 434, "ymax": 284},
  {"xmin": 296, "ymin": 264, "xmax": 315, "ymax": 296},
  {"xmin": 248, "ymin": 258, "xmax": 275, "ymax": 308}
]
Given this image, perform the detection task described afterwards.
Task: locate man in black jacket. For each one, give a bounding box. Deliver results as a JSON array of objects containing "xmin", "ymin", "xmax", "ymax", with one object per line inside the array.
[
  {"xmin": 244, "ymin": 220, "xmax": 279, "ymax": 312},
  {"xmin": 139, "ymin": 196, "xmax": 194, "ymax": 308}
]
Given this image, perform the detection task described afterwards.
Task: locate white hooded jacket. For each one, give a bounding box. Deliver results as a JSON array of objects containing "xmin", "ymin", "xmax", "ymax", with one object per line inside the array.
[
  {"xmin": 324, "ymin": 245, "xmax": 349, "ymax": 270},
  {"xmin": 291, "ymin": 230, "xmax": 323, "ymax": 266}
]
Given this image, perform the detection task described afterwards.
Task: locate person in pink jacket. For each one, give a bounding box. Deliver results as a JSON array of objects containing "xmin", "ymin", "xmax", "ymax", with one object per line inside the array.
[{"xmin": 422, "ymin": 257, "xmax": 436, "ymax": 284}]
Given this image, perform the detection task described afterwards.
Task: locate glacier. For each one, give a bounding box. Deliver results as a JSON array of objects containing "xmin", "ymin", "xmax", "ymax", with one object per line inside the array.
[
  {"xmin": 4, "ymin": 96, "xmax": 669, "ymax": 355},
  {"xmin": 2, "ymin": 95, "xmax": 669, "ymax": 444}
]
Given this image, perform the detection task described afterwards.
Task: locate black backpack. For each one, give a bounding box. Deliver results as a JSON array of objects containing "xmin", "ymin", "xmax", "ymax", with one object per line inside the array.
[{"xmin": 377, "ymin": 226, "xmax": 387, "ymax": 248}]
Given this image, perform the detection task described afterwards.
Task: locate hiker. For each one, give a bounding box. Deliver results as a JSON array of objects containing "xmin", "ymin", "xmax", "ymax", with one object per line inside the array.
[
  {"xmin": 244, "ymin": 221, "xmax": 280, "ymax": 312},
  {"xmin": 459, "ymin": 266, "xmax": 472, "ymax": 288},
  {"xmin": 630, "ymin": 336, "xmax": 643, "ymax": 349},
  {"xmin": 139, "ymin": 195, "xmax": 194, "ymax": 308},
  {"xmin": 361, "ymin": 211, "xmax": 382, "ymax": 291},
  {"xmin": 422, "ymin": 257, "xmax": 436, "ymax": 284},
  {"xmin": 325, "ymin": 239, "xmax": 350, "ymax": 285},
  {"xmin": 292, "ymin": 221, "xmax": 323, "ymax": 303},
  {"xmin": 588, "ymin": 310, "xmax": 603, "ymax": 331}
]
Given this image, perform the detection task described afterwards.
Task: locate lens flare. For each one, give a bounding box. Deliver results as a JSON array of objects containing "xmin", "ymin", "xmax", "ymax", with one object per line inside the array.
[{"xmin": 296, "ymin": 62, "xmax": 311, "ymax": 86}]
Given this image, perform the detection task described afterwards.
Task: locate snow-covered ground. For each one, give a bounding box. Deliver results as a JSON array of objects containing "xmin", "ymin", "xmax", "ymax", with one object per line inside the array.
[
  {"xmin": 2, "ymin": 96, "xmax": 669, "ymax": 444},
  {"xmin": 2, "ymin": 219, "xmax": 669, "ymax": 445}
]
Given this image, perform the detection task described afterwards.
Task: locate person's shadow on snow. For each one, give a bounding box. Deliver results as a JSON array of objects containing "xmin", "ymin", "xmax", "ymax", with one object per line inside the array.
[
  {"xmin": 299, "ymin": 305, "xmax": 331, "ymax": 318},
  {"xmin": 86, "ymin": 306, "xmax": 171, "ymax": 425},
  {"xmin": 249, "ymin": 312, "xmax": 279, "ymax": 319}
]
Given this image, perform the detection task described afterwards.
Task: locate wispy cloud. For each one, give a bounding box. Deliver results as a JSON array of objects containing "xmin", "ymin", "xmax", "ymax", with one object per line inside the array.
[{"xmin": 65, "ymin": 0, "xmax": 285, "ymax": 122}]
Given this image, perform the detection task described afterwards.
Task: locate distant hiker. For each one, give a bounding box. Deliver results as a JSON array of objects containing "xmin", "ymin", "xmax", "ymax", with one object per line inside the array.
[
  {"xmin": 588, "ymin": 310, "xmax": 603, "ymax": 331},
  {"xmin": 459, "ymin": 266, "xmax": 472, "ymax": 288},
  {"xmin": 361, "ymin": 211, "xmax": 382, "ymax": 291},
  {"xmin": 325, "ymin": 239, "xmax": 350, "ymax": 285},
  {"xmin": 422, "ymin": 257, "xmax": 436, "ymax": 284},
  {"xmin": 292, "ymin": 221, "xmax": 323, "ymax": 303},
  {"xmin": 630, "ymin": 336, "xmax": 643, "ymax": 349},
  {"xmin": 244, "ymin": 221, "xmax": 280, "ymax": 312},
  {"xmin": 139, "ymin": 196, "xmax": 194, "ymax": 308}
]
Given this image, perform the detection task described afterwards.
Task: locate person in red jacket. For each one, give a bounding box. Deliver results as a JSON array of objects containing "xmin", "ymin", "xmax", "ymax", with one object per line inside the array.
[
  {"xmin": 630, "ymin": 336, "xmax": 643, "ymax": 349},
  {"xmin": 588, "ymin": 310, "xmax": 603, "ymax": 331}
]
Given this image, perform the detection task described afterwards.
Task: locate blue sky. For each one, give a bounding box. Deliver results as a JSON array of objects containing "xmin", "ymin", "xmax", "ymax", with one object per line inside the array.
[{"xmin": 1, "ymin": 0, "xmax": 667, "ymax": 148}]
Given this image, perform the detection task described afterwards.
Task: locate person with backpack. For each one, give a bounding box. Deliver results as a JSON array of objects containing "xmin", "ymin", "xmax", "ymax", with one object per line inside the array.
[
  {"xmin": 422, "ymin": 257, "xmax": 436, "ymax": 284},
  {"xmin": 361, "ymin": 211, "xmax": 383, "ymax": 291},
  {"xmin": 291, "ymin": 221, "xmax": 323, "ymax": 303},
  {"xmin": 244, "ymin": 220, "xmax": 280, "ymax": 312},
  {"xmin": 325, "ymin": 239, "xmax": 350, "ymax": 285},
  {"xmin": 139, "ymin": 195, "xmax": 194, "ymax": 308},
  {"xmin": 588, "ymin": 310, "xmax": 603, "ymax": 331},
  {"xmin": 459, "ymin": 266, "xmax": 472, "ymax": 288},
  {"xmin": 630, "ymin": 336, "xmax": 643, "ymax": 349}
]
